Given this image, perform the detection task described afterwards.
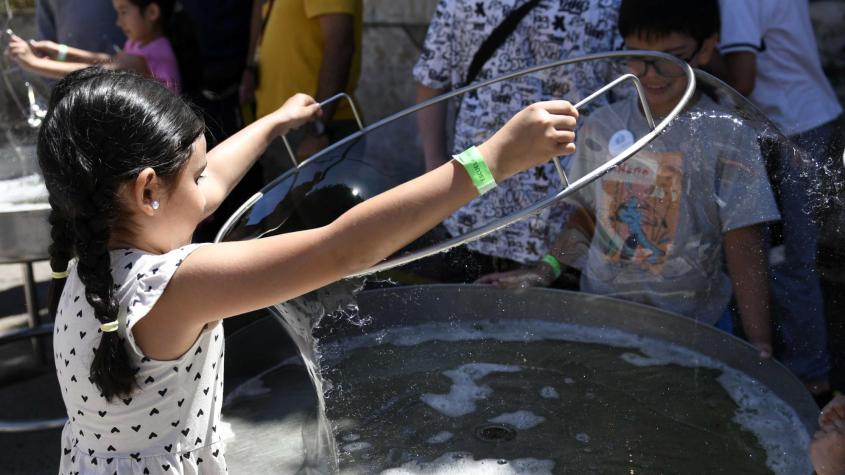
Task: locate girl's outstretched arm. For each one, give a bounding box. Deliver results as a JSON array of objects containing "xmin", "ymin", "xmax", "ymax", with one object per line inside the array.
[
  {"xmin": 199, "ymin": 94, "xmax": 322, "ymax": 215},
  {"xmin": 6, "ymin": 34, "xmax": 92, "ymax": 79},
  {"xmin": 136, "ymin": 101, "xmax": 578, "ymax": 359}
]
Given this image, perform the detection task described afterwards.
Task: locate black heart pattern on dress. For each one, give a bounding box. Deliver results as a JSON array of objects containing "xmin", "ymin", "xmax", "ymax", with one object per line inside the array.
[
  {"xmin": 148, "ymin": 432, "xmax": 158, "ymax": 439},
  {"xmin": 177, "ymin": 398, "xmax": 185, "ymax": 407},
  {"xmin": 194, "ymin": 373, "xmax": 201, "ymax": 381},
  {"xmin": 122, "ymin": 397, "xmax": 132, "ymax": 405},
  {"xmin": 131, "ymin": 453, "xmax": 141, "ymax": 461},
  {"xmin": 197, "ymin": 409, "xmax": 204, "ymax": 417},
  {"xmin": 181, "ymin": 428, "xmax": 190, "ymax": 436},
  {"xmin": 203, "ymin": 387, "xmax": 209, "ymax": 395},
  {"xmin": 111, "ymin": 427, "xmax": 120, "ymax": 433},
  {"xmin": 171, "ymin": 420, "xmax": 179, "ymax": 427},
  {"xmin": 79, "ymin": 331, "xmax": 85, "ymax": 339},
  {"xmin": 195, "ymin": 437, "xmax": 202, "ymax": 445},
  {"xmin": 107, "ymin": 445, "xmax": 115, "ymax": 452},
  {"xmin": 159, "ymin": 388, "xmax": 168, "ymax": 397},
  {"xmin": 149, "ymin": 408, "xmax": 159, "ymax": 416},
  {"xmin": 144, "ymin": 376, "xmax": 155, "ymax": 384},
  {"xmin": 132, "ymin": 425, "xmax": 141, "ymax": 432},
  {"xmin": 165, "ymin": 444, "xmax": 172, "ymax": 452},
  {"xmin": 98, "ymin": 410, "xmax": 107, "ymax": 417}
]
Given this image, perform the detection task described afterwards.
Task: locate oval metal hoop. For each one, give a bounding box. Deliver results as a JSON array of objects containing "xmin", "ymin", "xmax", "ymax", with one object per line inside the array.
[{"xmin": 216, "ymin": 51, "xmax": 696, "ymax": 277}]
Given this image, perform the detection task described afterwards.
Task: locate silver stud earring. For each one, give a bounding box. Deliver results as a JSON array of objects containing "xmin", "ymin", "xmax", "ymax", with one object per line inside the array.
[{"xmin": 151, "ymin": 200, "xmax": 160, "ymax": 210}]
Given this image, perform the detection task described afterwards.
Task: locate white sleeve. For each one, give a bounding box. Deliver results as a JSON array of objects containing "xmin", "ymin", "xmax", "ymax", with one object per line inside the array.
[
  {"xmin": 114, "ymin": 243, "xmax": 209, "ymax": 358},
  {"xmin": 718, "ymin": 0, "xmax": 764, "ymax": 55}
]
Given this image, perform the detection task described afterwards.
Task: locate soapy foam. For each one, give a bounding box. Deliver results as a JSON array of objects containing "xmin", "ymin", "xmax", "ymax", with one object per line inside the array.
[
  {"xmin": 539, "ymin": 387, "xmax": 559, "ymax": 399},
  {"xmin": 488, "ymin": 410, "xmax": 545, "ymax": 430},
  {"xmin": 426, "ymin": 431, "xmax": 454, "ymax": 444},
  {"xmin": 420, "ymin": 363, "xmax": 520, "ymax": 417},
  {"xmin": 380, "ymin": 453, "xmax": 554, "ymax": 475}
]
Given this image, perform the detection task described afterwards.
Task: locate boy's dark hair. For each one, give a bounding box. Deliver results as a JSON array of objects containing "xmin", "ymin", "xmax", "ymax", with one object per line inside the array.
[
  {"xmin": 618, "ymin": 0, "xmax": 720, "ymax": 43},
  {"xmin": 129, "ymin": 0, "xmax": 203, "ymax": 94},
  {"xmin": 39, "ymin": 68, "xmax": 204, "ymax": 400}
]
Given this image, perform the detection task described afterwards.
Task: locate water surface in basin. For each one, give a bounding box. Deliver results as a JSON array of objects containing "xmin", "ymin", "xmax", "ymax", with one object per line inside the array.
[{"xmin": 320, "ymin": 320, "xmax": 810, "ymax": 475}]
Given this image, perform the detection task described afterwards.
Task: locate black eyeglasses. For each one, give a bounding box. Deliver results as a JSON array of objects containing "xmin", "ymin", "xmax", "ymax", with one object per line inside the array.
[{"xmin": 624, "ymin": 42, "xmax": 702, "ymax": 78}]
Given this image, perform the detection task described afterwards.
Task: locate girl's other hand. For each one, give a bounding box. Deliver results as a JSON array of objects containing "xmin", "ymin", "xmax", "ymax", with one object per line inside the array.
[
  {"xmin": 476, "ymin": 267, "xmax": 554, "ymax": 289},
  {"xmin": 5, "ymin": 34, "xmax": 37, "ymax": 67},
  {"xmin": 274, "ymin": 93, "xmax": 322, "ymax": 134},
  {"xmin": 477, "ymin": 100, "xmax": 578, "ymax": 182}
]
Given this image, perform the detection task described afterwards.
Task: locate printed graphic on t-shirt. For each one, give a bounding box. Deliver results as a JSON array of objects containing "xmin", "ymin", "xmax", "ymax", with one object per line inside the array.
[{"xmin": 598, "ymin": 151, "xmax": 682, "ymax": 273}]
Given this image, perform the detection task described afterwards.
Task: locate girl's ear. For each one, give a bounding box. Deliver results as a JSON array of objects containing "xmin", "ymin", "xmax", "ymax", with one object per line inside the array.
[
  {"xmin": 143, "ymin": 2, "xmax": 161, "ymax": 23},
  {"xmin": 696, "ymin": 33, "xmax": 719, "ymax": 67},
  {"xmin": 132, "ymin": 167, "xmax": 162, "ymax": 216}
]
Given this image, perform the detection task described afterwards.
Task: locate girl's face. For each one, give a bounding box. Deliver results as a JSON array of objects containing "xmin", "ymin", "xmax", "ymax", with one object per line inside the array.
[
  {"xmin": 115, "ymin": 135, "xmax": 208, "ymax": 253},
  {"xmin": 113, "ymin": 0, "xmax": 159, "ymax": 43},
  {"xmin": 156, "ymin": 136, "xmax": 209, "ymax": 248}
]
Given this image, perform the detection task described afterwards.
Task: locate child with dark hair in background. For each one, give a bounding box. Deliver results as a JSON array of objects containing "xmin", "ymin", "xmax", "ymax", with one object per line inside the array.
[
  {"xmin": 40, "ymin": 66, "xmax": 578, "ymax": 473},
  {"xmin": 6, "ymin": 0, "xmax": 200, "ymax": 95},
  {"xmin": 479, "ymin": 0, "xmax": 779, "ymax": 359}
]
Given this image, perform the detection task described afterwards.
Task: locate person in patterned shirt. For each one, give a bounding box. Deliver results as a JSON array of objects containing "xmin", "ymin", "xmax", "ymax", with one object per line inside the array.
[{"xmin": 413, "ymin": 0, "xmax": 622, "ymax": 279}]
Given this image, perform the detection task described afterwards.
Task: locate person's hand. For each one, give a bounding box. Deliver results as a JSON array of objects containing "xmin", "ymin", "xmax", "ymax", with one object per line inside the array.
[
  {"xmin": 811, "ymin": 422, "xmax": 845, "ymax": 475},
  {"xmin": 273, "ymin": 93, "xmax": 322, "ymax": 134},
  {"xmin": 5, "ymin": 34, "xmax": 38, "ymax": 68},
  {"xmin": 296, "ymin": 132, "xmax": 330, "ymax": 161},
  {"xmin": 239, "ymin": 67, "xmax": 256, "ymax": 105},
  {"xmin": 27, "ymin": 39, "xmax": 61, "ymax": 59},
  {"xmin": 476, "ymin": 266, "xmax": 554, "ymax": 289},
  {"xmin": 477, "ymin": 100, "xmax": 578, "ymax": 182},
  {"xmin": 820, "ymin": 395, "xmax": 845, "ymax": 427}
]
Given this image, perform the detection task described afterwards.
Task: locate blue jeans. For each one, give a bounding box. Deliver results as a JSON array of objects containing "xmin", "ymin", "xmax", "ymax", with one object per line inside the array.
[{"xmin": 768, "ymin": 119, "xmax": 837, "ymax": 382}]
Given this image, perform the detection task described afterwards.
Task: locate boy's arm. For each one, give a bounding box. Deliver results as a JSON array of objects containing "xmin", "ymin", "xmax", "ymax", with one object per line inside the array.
[
  {"xmin": 720, "ymin": 51, "xmax": 757, "ymax": 97},
  {"xmin": 416, "ymin": 83, "xmax": 450, "ymax": 171},
  {"xmin": 724, "ymin": 224, "xmax": 772, "ymax": 358}
]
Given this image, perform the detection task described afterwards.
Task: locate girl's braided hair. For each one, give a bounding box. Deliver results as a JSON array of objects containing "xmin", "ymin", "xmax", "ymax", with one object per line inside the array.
[{"xmin": 39, "ymin": 67, "xmax": 204, "ymax": 400}]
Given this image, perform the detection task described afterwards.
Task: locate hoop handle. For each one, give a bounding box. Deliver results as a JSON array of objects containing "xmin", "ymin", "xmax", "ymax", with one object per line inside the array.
[{"xmin": 281, "ymin": 92, "xmax": 365, "ymax": 167}]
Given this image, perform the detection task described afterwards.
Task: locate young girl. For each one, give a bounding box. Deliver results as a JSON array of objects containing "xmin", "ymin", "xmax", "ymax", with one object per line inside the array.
[
  {"xmin": 42, "ymin": 67, "xmax": 578, "ymax": 474},
  {"xmin": 6, "ymin": 0, "xmax": 199, "ymax": 94}
]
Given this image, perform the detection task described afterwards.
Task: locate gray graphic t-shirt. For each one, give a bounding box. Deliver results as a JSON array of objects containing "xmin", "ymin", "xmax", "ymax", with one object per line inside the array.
[{"xmin": 566, "ymin": 95, "xmax": 781, "ymax": 323}]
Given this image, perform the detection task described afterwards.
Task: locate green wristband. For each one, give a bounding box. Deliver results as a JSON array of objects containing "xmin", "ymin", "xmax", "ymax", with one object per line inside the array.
[
  {"xmin": 541, "ymin": 254, "xmax": 562, "ymax": 279},
  {"xmin": 453, "ymin": 146, "xmax": 496, "ymax": 195},
  {"xmin": 57, "ymin": 44, "xmax": 68, "ymax": 62}
]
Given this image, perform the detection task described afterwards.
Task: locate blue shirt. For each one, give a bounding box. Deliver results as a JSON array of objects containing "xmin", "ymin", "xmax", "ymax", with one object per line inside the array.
[{"xmin": 36, "ymin": 0, "xmax": 125, "ymax": 53}]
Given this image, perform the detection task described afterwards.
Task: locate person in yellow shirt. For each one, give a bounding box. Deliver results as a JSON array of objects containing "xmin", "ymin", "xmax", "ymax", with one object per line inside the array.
[{"xmin": 242, "ymin": 0, "xmax": 363, "ymax": 180}]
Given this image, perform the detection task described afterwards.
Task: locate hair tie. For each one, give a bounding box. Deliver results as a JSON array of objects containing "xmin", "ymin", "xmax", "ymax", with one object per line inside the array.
[
  {"xmin": 51, "ymin": 270, "xmax": 69, "ymax": 279},
  {"xmin": 100, "ymin": 320, "xmax": 119, "ymax": 333}
]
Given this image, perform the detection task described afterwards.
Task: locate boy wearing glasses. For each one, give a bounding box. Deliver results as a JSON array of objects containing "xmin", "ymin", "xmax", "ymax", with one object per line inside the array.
[{"xmin": 479, "ymin": 0, "xmax": 779, "ymax": 359}]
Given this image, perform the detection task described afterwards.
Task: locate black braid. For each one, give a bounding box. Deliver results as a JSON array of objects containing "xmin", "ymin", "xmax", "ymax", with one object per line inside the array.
[
  {"xmin": 46, "ymin": 198, "xmax": 74, "ymax": 319},
  {"xmin": 73, "ymin": 184, "xmax": 135, "ymax": 400},
  {"xmin": 37, "ymin": 68, "xmax": 204, "ymax": 401}
]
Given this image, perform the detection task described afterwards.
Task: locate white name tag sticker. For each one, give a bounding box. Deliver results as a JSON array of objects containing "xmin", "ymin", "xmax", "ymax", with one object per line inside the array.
[{"xmin": 608, "ymin": 129, "xmax": 635, "ymax": 156}]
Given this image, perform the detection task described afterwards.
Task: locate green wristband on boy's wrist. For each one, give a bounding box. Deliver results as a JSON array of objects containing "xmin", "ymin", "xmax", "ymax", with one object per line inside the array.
[
  {"xmin": 453, "ymin": 146, "xmax": 496, "ymax": 195},
  {"xmin": 541, "ymin": 254, "xmax": 562, "ymax": 279}
]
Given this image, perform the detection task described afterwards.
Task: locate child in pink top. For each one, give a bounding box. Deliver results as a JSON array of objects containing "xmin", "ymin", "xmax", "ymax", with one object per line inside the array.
[
  {"xmin": 124, "ymin": 36, "xmax": 181, "ymax": 93},
  {"xmin": 6, "ymin": 0, "xmax": 198, "ymax": 95}
]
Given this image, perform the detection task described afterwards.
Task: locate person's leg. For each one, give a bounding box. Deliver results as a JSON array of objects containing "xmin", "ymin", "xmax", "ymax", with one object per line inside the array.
[{"xmin": 771, "ymin": 121, "xmax": 836, "ymax": 386}]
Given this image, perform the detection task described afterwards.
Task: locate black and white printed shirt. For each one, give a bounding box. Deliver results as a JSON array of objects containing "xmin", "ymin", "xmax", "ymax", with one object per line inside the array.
[
  {"xmin": 54, "ymin": 244, "xmax": 228, "ymax": 475},
  {"xmin": 414, "ymin": 0, "xmax": 623, "ymax": 263}
]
